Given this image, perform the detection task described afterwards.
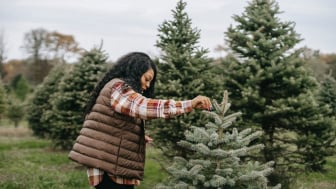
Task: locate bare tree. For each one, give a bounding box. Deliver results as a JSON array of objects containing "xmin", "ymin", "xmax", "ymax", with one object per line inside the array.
[
  {"xmin": 22, "ymin": 28, "xmax": 48, "ymax": 84},
  {"xmin": 23, "ymin": 28, "xmax": 83, "ymax": 62},
  {"xmin": 46, "ymin": 31, "xmax": 83, "ymax": 61},
  {"xmin": 22, "ymin": 28, "xmax": 48, "ymax": 61}
]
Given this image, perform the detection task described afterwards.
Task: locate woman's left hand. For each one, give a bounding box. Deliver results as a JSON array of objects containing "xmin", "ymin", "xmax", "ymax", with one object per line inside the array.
[{"xmin": 145, "ymin": 135, "xmax": 153, "ymax": 144}]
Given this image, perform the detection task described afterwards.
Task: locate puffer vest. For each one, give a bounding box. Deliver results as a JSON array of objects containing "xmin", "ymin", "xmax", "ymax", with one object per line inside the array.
[{"xmin": 68, "ymin": 79, "xmax": 146, "ymax": 180}]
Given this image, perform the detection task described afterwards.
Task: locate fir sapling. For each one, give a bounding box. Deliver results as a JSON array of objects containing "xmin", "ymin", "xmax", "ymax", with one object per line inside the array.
[{"xmin": 155, "ymin": 91, "xmax": 281, "ymax": 189}]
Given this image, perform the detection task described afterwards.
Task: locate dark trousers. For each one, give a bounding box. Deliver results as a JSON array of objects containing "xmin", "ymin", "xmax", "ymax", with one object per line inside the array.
[{"xmin": 95, "ymin": 173, "xmax": 134, "ymax": 189}]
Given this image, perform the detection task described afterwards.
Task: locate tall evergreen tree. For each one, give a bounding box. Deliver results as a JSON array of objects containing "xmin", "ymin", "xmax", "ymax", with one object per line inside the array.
[
  {"xmin": 49, "ymin": 47, "xmax": 108, "ymax": 149},
  {"xmin": 222, "ymin": 0, "xmax": 335, "ymax": 186},
  {"xmin": 151, "ymin": 0, "xmax": 219, "ymax": 158},
  {"xmin": 27, "ymin": 63, "xmax": 67, "ymax": 138},
  {"xmin": 156, "ymin": 91, "xmax": 280, "ymax": 189}
]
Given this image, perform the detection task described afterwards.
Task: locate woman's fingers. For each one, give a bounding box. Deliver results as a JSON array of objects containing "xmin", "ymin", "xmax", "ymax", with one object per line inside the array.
[
  {"xmin": 203, "ymin": 97, "xmax": 211, "ymax": 110},
  {"xmin": 192, "ymin": 96, "xmax": 211, "ymax": 110},
  {"xmin": 145, "ymin": 135, "xmax": 153, "ymax": 143}
]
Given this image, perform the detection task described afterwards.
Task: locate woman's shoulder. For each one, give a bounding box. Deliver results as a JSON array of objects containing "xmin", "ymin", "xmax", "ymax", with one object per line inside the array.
[
  {"xmin": 106, "ymin": 78, "xmax": 129, "ymax": 90},
  {"xmin": 109, "ymin": 78, "xmax": 124, "ymax": 85}
]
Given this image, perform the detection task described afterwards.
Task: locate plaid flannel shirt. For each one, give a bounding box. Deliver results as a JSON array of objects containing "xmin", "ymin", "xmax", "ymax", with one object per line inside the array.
[{"xmin": 87, "ymin": 80, "xmax": 193, "ymax": 186}]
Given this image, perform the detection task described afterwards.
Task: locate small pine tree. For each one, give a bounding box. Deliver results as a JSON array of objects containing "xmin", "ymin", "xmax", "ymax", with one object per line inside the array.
[
  {"xmin": 156, "ymin": 91, "xmax": 280, "ymax": 189},
  {"xmin": 49, "ymin": 47, "xmax": 108, "ymax": 149},
  {"xmin": 151, "ymin": 0, "xmax": 219, "ymax": 158},
  {"xmin": 27, "ymin": 63, "xmax": 67, "ymax": 138}
]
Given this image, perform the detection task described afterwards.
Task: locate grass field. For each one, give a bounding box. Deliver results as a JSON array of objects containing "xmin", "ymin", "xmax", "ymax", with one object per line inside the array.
[
  {"xmin": 290, "ymin": 155, "xmax": 336, "ymax": 189},
  {"xmin": 0, "ymin": 126, "xmax": 167, "ymax": 189},
  {"xmin": 0, "ymin": 125, "xmax": 335, "ymax": 189}
]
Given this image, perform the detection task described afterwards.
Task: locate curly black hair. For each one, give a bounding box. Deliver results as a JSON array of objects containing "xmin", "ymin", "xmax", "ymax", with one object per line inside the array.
[{"xmin": 84, "ymin": 52, "xmax": 157, "ymax": 115}]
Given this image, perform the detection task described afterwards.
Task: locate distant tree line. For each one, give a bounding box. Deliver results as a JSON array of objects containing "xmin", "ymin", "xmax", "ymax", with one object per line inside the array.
[{"xmin": 0, "ymin": 28, "xmax": 84, "ymax": 128}]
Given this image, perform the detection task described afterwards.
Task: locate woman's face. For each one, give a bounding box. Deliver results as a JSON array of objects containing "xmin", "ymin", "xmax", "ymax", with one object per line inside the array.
[{"xmin": 140, "ymin": 68, "xmax": 154, "ymax": 93}]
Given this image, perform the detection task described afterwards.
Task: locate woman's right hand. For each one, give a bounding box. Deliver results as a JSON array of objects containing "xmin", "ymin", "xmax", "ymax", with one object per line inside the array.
[{"xmin": 192, "ymin": 95, "xmax": 211, "ymax": 110}]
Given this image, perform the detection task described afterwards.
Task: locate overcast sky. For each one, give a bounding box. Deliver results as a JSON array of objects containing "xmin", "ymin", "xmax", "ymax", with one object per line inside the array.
[{"xmin": 1, "ymin": 0, "xmax": 335, "ymax": 62}]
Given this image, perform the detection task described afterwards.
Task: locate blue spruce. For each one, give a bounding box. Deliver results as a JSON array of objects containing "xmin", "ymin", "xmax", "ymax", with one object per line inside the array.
[{"xmin": 156, "ymin": 91, "xmax": 280, "ymax": 189}]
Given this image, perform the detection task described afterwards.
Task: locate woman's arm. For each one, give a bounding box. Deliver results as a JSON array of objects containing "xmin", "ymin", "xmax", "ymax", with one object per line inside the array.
[{"xmin": 110, "ymin": 82, "xmax": 210, "ymax": 120}]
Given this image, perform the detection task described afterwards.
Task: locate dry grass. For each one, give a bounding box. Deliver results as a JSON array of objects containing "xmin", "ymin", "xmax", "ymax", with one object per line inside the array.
[{"xmin": 0, "ymin": 126, "xmax": 33, "ymax": 138}]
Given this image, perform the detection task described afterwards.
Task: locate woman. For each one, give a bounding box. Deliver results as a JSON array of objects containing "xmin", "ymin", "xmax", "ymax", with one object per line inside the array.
[{"xmin": 68, "ymin": 52, "xmax": 211, "ymax": 189}]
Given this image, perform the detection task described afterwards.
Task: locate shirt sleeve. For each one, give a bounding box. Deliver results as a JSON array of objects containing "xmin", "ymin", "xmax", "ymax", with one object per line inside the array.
[{"xmin": 110, "ymin": 82, "xmax": 193, "ymax": 120}]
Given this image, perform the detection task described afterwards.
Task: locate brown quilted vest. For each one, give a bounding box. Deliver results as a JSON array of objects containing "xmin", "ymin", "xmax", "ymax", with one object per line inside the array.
[{"xmin": 68, "ymin": 79, "xmax": 146, "ymax": 180}]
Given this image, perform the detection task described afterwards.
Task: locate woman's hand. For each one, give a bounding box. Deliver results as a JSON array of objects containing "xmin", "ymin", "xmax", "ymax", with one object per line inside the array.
[
  {"xmin": 145, "ymin": 135, "xmax": 153, "ymax": 144},
  {"xmin": 192, "ymin": 95, "xmax": 211, "ymax": 110}
]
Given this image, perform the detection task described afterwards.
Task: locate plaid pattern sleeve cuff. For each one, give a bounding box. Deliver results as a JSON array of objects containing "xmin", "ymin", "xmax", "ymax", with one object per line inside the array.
[{"xmin": 181, "ymin": 100, "xmax": 193, "ymax": 114}]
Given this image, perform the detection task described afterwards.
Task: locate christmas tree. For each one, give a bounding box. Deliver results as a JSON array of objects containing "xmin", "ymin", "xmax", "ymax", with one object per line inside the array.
[
  {"xmin": 48, "ymin": 47, "xmax": 108, "ymax": 149},
  {"xmin": 156, "ymin": 91, "xmax": 280, "ymax": 189},
  {"xmin": 27, "ymin": 63, "xmax": 67, "ymax": 138},
  {"xmin": 151, "ymin": 0, "xmax": 219, "ymax": 159},
  {"xmin": 318, "ymin": 72, "xmax": 336, "ymax": 149},
  {"xmin": 222, "ymin": 0, "xmax": 336, "ymax": 186},
  {"xmin": 319, "ymin": 71, "xmax": 336, "ymax": 116}
]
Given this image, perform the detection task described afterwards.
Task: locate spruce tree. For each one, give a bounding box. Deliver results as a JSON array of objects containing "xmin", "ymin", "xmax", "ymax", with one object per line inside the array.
[
  {"xmin": 151, "ymin": 0, "xmax": 218, "ymax": 158},
  {"xmin": 156, "ymin": 91, "xmax": 281, "ymax": 189},
  {"xmin": 49, "ymin": 47, "xmax": 108, "ymax": 149},
  {"xmin": 319, "ymin": 72, "xmax": 336, "ymax": 115},
  {"xmin": 318, "ymin": 72, "xmax": 336, "ymax": 149},
  {"xmin": 222, "ymin": 0, "xmax": 335, "ymax": 186},
  {"xmin": 27, "ymin": 63, "xmax": 67, "ymax": 138}
]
